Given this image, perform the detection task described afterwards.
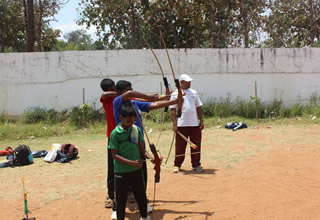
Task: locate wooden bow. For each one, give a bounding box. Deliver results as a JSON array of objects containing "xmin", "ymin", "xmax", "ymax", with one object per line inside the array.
[
  {"xmin": 143, "ymin": 36, "xmax": 170, "ymax": 112},
  {"xmin": 160, "ymin": 31, "xmax": 183, "ymax": 118},
  {"xmin": 128, "ymin": 99, "xmax": 161, "ymax": 209}
]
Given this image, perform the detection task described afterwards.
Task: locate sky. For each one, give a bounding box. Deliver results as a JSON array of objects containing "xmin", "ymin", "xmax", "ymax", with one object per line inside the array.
[{"xmin": 50, "ymin": 0, "xmax": 98, "ymax": 41}]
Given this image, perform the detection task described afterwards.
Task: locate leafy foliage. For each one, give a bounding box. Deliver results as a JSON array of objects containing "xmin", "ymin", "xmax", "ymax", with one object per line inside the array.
[
  {"xmin": 24, "ymin": 107, "xmax": 67, "ymax": 124},
  {"xmin": 69, "ymin": 104, "xmax": 105, "ymax": 128},
  {"xmin": 264, "ymin": 0, "xmax": 320, "ymax": 47},
  {"xmin": 77, "ymin": 0, "xmax": 267, "ymax": 49},
  {"xmin": 0, "ymin": 1, "xmax": 26, "ymax": 52}
]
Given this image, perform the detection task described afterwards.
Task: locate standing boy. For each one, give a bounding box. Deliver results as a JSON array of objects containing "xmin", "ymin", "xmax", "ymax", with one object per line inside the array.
[
  {"xmin": 113, "ymin": 80, "xmax": 182, "ymax": 212},
  {"xmin": 170, "ymin": 74, "xmax": 204, "ymax": 173},
  {"xmin": 100, "ymin": 78, "xmax": 118, "ymax": 219},
  {"xmin": 109, "ymin": 103, "xmax": 152, "ymax": 220}
]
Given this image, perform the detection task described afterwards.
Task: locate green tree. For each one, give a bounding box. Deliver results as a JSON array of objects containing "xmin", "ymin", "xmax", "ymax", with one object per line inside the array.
[
  {"xmin": 52, "ymin": 29, "xmax": 104, "ymax": 51},
  {"xmin": 0, "ymin": 0, "xmax": 26, "ymax": 52},
  {"xmin": 231, "ymin": 0, "xmax": 266, "ymax": 48},
  {"xmin": 0, "ymin": 0, "xmax": 68, "ymax": 52},
  {"xmin": 264, "ymin": 0, "xmax": 320, "ymax": 48}
]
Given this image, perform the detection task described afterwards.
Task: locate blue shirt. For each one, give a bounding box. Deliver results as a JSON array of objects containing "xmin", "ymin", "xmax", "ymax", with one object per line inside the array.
[{"xmin": 113, "ymin": 95, "xmax": 151, "ymax": 135}]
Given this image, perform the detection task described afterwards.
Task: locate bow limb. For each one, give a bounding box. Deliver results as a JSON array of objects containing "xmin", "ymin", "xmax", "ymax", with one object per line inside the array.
[
  {"xmin": 143, "ymin": 36, "xmax": 170, "ymax": 112},
  {"xmin": 143, "ymin": 36, "xmax": 170, "ymax": 152},
  {"xmin": 160, "ymin": 31, "xmax": 183, "ymax": 118},
  {"xmin": 128, "ymin": 99, "xmax": 161, "ymax": 184}
]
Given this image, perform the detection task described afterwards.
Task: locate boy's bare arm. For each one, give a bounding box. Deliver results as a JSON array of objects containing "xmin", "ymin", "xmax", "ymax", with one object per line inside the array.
[
  {"xmin": 101, "ymin": 91, "xmax": 118, "ymax": 101},
  {"xmin": 148, "ymin": 97, "xmax": 182, "ymax": 110},
  {"xmin": 121, "ymin": 90, "xmax": 158, "ymax": 102},
  {"xmin": 135, "ymin": 93, "xmax": 170, "ymax": 102},
  {"xmin": 111, "ymin": 148, "xmax": 142, "ymax": 168}
]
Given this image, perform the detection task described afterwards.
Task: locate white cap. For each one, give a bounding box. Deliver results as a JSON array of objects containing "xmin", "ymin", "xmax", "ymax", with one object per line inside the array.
[{"xmin": 179, "ymin": 74, "xmax": 193, "ymax": 82}]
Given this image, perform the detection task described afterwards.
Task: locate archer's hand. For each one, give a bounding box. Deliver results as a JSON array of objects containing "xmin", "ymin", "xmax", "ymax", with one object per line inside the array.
[
  {"xmin": 175, "ymin": 97, "xmax": 184, "ymax": 105},
  {"xmin": 130, "ymin": 160, "xmax": 143, "ymax": 168},
  {"xmin": 148, "ymin": 94, "xmax": 159, "ymax": 102},
  {"xmin": 200, "ymin": 122, "xmax": 204, "ymax": 130},
  {"xmin": 172, "ymin": 124, "xmax": 178, "ymax": 132},
  {"xmin": 151, "ymin": 156, "xmax": 163, "ymax": 165}
]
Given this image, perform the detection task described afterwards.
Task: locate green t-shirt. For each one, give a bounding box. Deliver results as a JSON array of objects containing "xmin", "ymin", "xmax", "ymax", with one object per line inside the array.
[{"xmin": 109, "ymin": 124, "xmax": 144, "ymax": 173}]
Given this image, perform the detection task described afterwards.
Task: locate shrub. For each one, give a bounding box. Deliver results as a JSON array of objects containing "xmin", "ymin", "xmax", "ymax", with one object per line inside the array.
[
  {"xmin": 142, "ymin": 109, "xmax": 171, "ymax": 123},
  {"xmin": 24, "ymin": 107, "xmax": 49, "ymax": 124},
  {"xmin": 0, "ymin": 112, "xmax": 8, "ymax": 124},
  {"xmin": 24, "ymin": 107, "xmax": 66, "ymax": 124},
  {"xmin": 69, "ymin": 104, "xmax": 105, "ymax": 128}
]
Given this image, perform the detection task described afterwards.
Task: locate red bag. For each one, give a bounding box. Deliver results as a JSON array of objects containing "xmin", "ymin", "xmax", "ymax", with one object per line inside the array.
[{"xmin": 0, "ymin": 147, "xmax": 13, "ymax": 156}]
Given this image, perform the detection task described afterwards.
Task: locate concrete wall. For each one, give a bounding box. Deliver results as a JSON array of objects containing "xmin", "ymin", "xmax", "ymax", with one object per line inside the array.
[{"xmin": 0, "ymin": 48, "xmax": 319, "ymax": 116}]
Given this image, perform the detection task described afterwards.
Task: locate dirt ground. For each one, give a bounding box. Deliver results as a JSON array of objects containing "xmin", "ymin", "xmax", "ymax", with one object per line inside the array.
[{"xmin": 1, "ymin": 124, "xmax": 320, "ymax": 220}]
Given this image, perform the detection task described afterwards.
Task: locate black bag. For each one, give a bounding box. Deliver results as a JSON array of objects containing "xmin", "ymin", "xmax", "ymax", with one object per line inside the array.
[
  {"xmin": 225, "ymin": 122, "xmax": 248, "ymax": 131},
  {"xmin": 14, "ymin": 145, "xmax": 33, "ymax": 166},
  {"xmin": 55, "ymin": 150, "xmax": 70, "ymax": 163},
  {"xmin": 60, "ymin": 144, "xmax": 78, "ymax": 160}
]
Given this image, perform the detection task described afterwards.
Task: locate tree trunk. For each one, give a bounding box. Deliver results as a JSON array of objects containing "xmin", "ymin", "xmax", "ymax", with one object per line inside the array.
[
  {"xmin": 0, "ymin": 31, "xmax": 5, "ymax": 52},
  {"xmin": 37, "ymin": 0, "xmax": 43, "ymax": 52},
  {"xmin": 130, "ymin": 3, "xmax": 136, "ymax": 49},
  {"xmin": 205, "ymin": 0, "xmax": 220, "ymax": 48},
  {"xmin": 309, "ymin": 0, "xmax": 314, "ymax": 45},
  {"xmin": 168, "ymin": 1, "xmax": 178, "ymax": 48},
  {"xmin": 23, "ymin": 0, "xmax": 28, "ymax": 34},
  {"xmin": 210, "ymin": 6, "xmax": 217, "ymax": 48},
  {"xmin": 0, "ymin": 1, "xmax": 5, "ymax": 52},
  {"xmin": 192, "ymin": 0, "xmax": 200, "ymax": 48},
  {"xmin": 26, "ymin": 0, "xmax": 35, "ymax": 52},
  {"xmin": 240, "ymin": 1, "xmax": 249, "ymax": 48}
]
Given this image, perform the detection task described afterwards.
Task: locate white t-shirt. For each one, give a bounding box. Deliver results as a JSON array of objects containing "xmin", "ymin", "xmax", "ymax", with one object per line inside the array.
[{"xmin": 170, "ymin": 88, "xmax": 203, "ymax": 127}]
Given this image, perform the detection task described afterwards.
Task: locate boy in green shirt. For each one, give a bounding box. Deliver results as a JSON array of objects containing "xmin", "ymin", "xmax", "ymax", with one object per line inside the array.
[{"xmin": 109, "ymin": 103, "xmax": 152, "ymax": 220}]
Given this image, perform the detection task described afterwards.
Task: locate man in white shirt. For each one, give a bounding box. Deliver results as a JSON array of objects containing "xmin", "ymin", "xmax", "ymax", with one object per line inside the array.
[{"xmin": 170, "ymin": 74, "xmax": 204, "ymax": 173}]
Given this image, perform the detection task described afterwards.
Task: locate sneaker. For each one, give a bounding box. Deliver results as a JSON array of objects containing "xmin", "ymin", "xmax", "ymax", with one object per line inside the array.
[
  {"xmin": 105, "ymin": 197, "xmax": 113, "ymax": 208},
  {"xmin": 111, "ymin": 211, "xmax": 117, "ymax": 219},
  {"xmin": 128, "ymin": 192, "xmax": 136, "ymax": 203},
  {"xmin": 140, "ymin": 216, "xmax": 151, "ymax": 220},
  {"xmin": 193, "ymin": 166, "xmax": 204, "ymax": 172},
  {"xmin": 147, "ymin": 203, "xmax": 153, "ymax": 213},
  {"xmin": 173, "ymin": 166, "xmax": 180, "ymax": 173}
]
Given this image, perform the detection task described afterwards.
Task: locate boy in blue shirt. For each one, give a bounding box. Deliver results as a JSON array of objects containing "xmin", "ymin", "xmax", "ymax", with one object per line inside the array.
[
  {"xmin": 113, "ymin": 80, "xmax": 182, "ymax": 213},
  {"xmin": 109, "ymin": 103, "xmax": 153, "ymax": 220}
]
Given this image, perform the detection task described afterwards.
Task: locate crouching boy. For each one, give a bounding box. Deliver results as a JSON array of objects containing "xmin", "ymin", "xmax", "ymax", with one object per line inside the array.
[{"xmin": 109, "ymin": 103, "xmax": 152, "ymax": 220}]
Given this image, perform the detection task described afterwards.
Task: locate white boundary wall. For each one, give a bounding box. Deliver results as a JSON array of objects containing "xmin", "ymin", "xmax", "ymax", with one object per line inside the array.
[{"xmin": 0, "ymin": 48, "xmax": 320, "ymax": 116}]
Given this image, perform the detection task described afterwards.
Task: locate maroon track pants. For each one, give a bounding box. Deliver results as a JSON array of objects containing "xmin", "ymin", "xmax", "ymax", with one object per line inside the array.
[{"xmin": 174, "ymin": 126, "xmax": 202, "ymax": 168}]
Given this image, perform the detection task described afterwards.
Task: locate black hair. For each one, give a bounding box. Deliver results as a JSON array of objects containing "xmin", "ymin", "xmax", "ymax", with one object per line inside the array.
[
  {"xmin": 116, "ymin": 80, "xmax": 131, "ymax": 93},
  {"xmin": 120, "ymin": 103, "xmax": 136, "ymax": 118},
  {"xmin": 100, "ymin": 78, "xmax": 115, "ymax": 91}
]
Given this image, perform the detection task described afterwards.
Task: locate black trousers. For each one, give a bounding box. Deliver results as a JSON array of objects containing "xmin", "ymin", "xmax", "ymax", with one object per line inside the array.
[
  {"xmin": 115, "ymin": 169, "xmax": 148, "ymax": 220},
  {"xmin": 107, "ymin": 139, "xmax": 116, "ymax": 211}
]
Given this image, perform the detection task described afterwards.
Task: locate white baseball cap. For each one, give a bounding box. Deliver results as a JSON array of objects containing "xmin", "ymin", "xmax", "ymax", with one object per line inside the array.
[{"xmin": 179, "ymin": 74, "xmax": 193, "ymax": 82}]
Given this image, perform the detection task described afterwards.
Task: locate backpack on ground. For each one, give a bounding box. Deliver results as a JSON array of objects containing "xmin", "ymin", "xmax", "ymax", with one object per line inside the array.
[
  {"xmin": 225, "ymin": 122, "xmax": 248, "ymax": 131},
  {"xmin": 60, "ymin": 143, "xmax": 78, "ymax": 160},
  {"xmin": 13, "ymin": 145, "xmax": 33, "ymax": 166},
  {"xmin": 44, "ymin": 143, "xmax": 61, "ymax": 163}
]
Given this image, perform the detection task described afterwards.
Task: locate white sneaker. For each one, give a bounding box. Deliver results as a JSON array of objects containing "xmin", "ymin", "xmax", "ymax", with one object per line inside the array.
[
  {"xmin": 173, "ymin": 166, "xmax": 179, "ymax": 173},
  {"xmin": 147, "ymin": 203, "xmax": 153, "ymax": 213},
  {"xmin": 111, "ymin": 211, "xmax": 117, "ymax": 219},
  {"xmin": 140, "ymin": 216, "xmax": 151, "ymax": 220}
]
